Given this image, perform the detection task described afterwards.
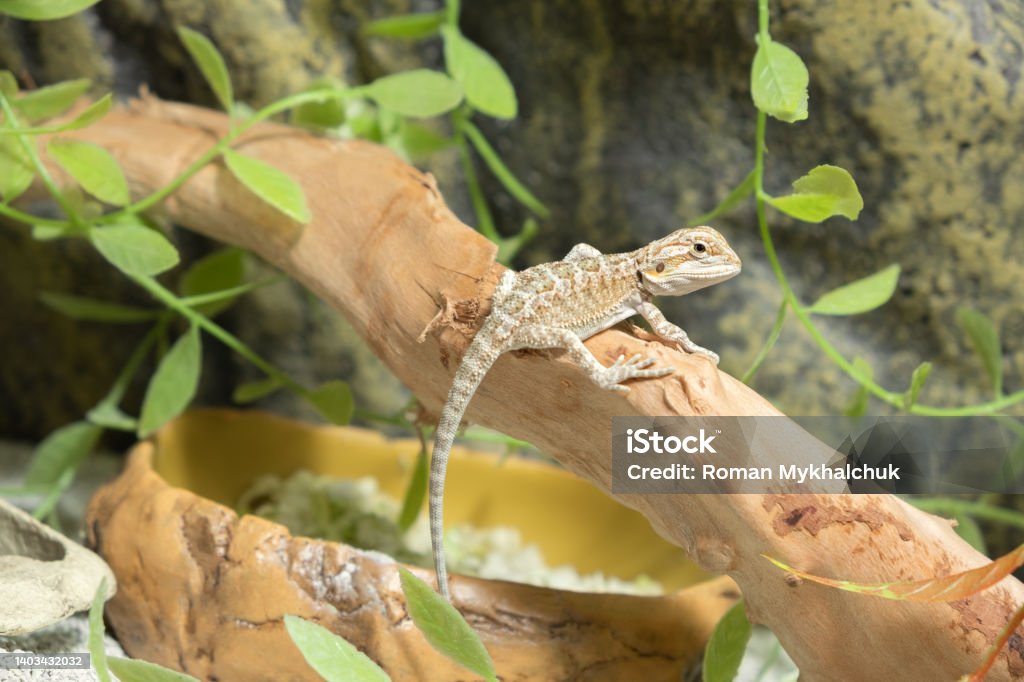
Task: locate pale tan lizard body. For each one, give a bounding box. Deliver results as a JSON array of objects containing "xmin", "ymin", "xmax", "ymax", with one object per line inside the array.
[{"xmin": 428, "ymin": 226, "xmax": 742, "ymax": 600}]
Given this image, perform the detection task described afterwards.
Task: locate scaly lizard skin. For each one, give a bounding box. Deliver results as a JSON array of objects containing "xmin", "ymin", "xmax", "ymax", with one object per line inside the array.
[{"xmin": 427, "ymin": 226, "xmax": 741, "ymax": 600}]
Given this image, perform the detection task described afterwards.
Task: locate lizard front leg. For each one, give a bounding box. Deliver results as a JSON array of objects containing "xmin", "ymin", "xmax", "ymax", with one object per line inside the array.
[
  {"xmin": 511, "ymin": 326, "xmax": 672, "ymax": 393},
  {"xmin": 636, "ymin": 300, "xmax": 719, "ymax": 364}
]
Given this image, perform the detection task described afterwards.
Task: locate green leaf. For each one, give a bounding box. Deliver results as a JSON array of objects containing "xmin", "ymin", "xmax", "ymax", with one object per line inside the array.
[
  {"xmin": 0, "ymin": 71, "xmax": 16, "ymax": 97},
  {"xmin": 460, "ymin": 120, "xmax": 547, "ymax": 217},
  {"xmin": 180, "ymin": 248, "xmax": 245, "ymax": 296},
  {"xmin": 47, "ymin": 138, "xmax": 129, "ymax": 205},
  {"xmin": 364, "ymin": 11, "xmax": 446, "ymax": 40},
  {"xmin": 0, "ymin": 0, "xmax": 102, "ymax": 20},
  {"xmin": 223, "ymin": 148, "xmax": 311, "ymax": 223},
  {"xmin": 791, "ymin": 166, "xmax": 863, "ymax": 220},
  {"xmin": 284, "ymin": 615, "xmax": 390, "ymax": 682},
  {"xmin": 766, "ymin": 165, "xmax": 863, "ymax": 223},
  {"xmin": 844, "ymin": 357, "xmax": 874, "ymax": 417},
  {"xmin": 387, "ymin": 121, "xmax": 453, "ymax": 161},
  {"xmin": 808, "ymin": 264, "xmax": 900, "ymax": 316},
  {"xmin": 398, "ymin": 445, "xmax": 429, "ymax": 531},
  {"xmin": 32, "ymin": 224, "xmax": 72, "ymax": 241},
  {"xmin": 2, "ymin": 94, "xmax": 113, "ymax": 137},
  {"xmin": 176, "ymin": 26, "xmax": 233, "ymax": 113},
  {"xmin": 953, "ymin": 512, "xmax": 986, "ymax": 554},
  {"xmin": 750, "ymin": 36, "xmax": 808, "ymax": 123},
  {"xmin": 138, "ymin": 326, "xmax": 202, "ymax": 437},
  {"xmin": 902, "ymin": 361, "xmax": 932, "ymax": 410},
  {"xmin": 364, "ymin": 70, "xmax": 464, "ymax": 119},
  {"xmin": 91, "ymin": 223, "xmax": 180, "ymax": 276},
  {"xmin": 11, "ymin": 78, "xmax": 90, "ymax": 121},
  {"xmin": 305, "ymin": 380, "xmax": 354, "ymax": 425},
  {"xmin": 342, "ymin": 99, "xmax": 382, "ymax": 141},
  {"xmin": 0, "ymin": 135, "xmax": 34, "ymax": 202},
  {"xmin": 48, "ymin": 93, "xmax": 112, "ymax": 130},
  {"xmin": 179, "ymin": 276, "xmax": 280, "ymax": 309},
  {"xmin": 1005, "ymin": 435, "xmax": 1024, "ymax": 482},
  {"xmin": 956, "ymin": 307, "xmax": 1003, "ymax": 397},
  {"xmin": 86, "ymin": 403, "xmax": 138, "ymax": 431},
  {"xmin": 107, "ymin": 658, "xmax": 202, "ymax": 682},
  {"xmin": 88, "ymin": 577, "xmax": 112, "ymax": 682},
  {"xmin": 291, "ymin": 78, "xmax": 347, "ymax": 130},
  {"xmin": 32, "ymin": 467, "xmax": 72, "ymax": 521},
  {"xmin": 39, "ymin": 291, "xmax": 157, "ymax": 323},
  {"xmin": 702, "ymin": 600, "xmax": 751, "ymax": 682},
  {"xmin": 442, "ymin": 27, "xmax": 516, "ymax": 119},
  {"xmin": 232, "ymin": 377, "xmax": 284, "ymax": 403},
  {"xmin": 25, "ymin": 421, "xmax": 102, "ymax": 486},
  {"xmin": 179, "ymin": 247, "xmax": 246, "ymax": 316},
  {"xmin": 398, "ymin": 567, "xmax": 497, "ymax": 682}
]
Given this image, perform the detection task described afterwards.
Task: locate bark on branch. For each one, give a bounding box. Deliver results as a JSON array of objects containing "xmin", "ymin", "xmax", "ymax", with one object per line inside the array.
[{"xmin": 44, "ymin": 96, "xmax": 1024, "ymax": 680}]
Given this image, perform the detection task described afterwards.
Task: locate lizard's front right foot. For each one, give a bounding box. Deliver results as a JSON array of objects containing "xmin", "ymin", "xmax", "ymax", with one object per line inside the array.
[{"xmin": 601, "ymin": 354, "xmax": 674, "ymax": 394}]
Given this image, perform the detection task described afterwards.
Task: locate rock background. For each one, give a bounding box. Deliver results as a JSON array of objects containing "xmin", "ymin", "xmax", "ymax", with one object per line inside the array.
[{"xmin": 0, "ymin": 0, "xmax": 1021, "ymax": 440}]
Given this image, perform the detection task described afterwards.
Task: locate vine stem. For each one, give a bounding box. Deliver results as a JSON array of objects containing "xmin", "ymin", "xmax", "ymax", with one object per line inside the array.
[
  {"xmin": 0, "ymin": 92, "xmax": 83, "ymax": 229},
  {"xmin": 0, "ymin": 202, "xmax": 67, "ymax": 227},
  {"xmin": 130, "ymin": 274, "xmax": 310, "ymax": 399},
  {"xmin": 757, "ymin": 0, "xmax": 771, "ymax": 42},
  {"xmin": 741, "ymin": 297, "xmax": 787, "ymax": 384},
  {"xmin": 452, "ymin": 108, "xmax": 499, "ymax": 241}
]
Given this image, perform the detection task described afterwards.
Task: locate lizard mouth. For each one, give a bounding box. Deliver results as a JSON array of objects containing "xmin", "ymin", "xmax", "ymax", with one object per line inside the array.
[{"xmin": 680, "ymin": 263, "xmax": 742, "ymax": 280}]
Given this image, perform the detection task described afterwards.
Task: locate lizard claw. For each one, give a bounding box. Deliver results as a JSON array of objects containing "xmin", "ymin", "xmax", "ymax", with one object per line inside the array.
[
  {"xmin": 689, "ymin": 346, "xmax": 720, "ymax": 365},
  {"xmin": 671, "ymin": 339, "xmax": 719, "ymax": 365}
]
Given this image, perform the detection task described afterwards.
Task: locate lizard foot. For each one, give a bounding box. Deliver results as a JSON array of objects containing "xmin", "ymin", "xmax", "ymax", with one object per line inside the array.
[
  {"xmin": 675, "ymin": 341, "xmax": 719, "ymax": 365},
  {"xmin": 601, "ymin": 354, "xmax": 674, "ymax": 393}
]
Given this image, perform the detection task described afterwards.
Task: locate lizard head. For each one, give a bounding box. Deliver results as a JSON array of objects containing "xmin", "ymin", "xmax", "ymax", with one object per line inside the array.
[{"xmin": 636, "ymin": 226, "xmax": 742, "ymax": 296}]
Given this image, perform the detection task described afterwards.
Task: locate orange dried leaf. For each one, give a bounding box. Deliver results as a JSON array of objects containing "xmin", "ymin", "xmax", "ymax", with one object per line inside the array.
[{"xmin": 763, "ymin": 543, "xmax": 1024, "ymax": 602}]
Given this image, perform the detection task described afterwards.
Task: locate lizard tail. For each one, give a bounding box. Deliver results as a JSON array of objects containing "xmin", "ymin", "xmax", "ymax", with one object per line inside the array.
[{"xmin": 429, "ymin": 337, "xmax": 503, "ymax": 602}]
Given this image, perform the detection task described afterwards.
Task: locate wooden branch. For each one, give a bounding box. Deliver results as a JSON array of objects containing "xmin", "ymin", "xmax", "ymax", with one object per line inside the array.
[{"xmin": 43, "ymin": 96, "xmax": 1024, "ymax": 680}]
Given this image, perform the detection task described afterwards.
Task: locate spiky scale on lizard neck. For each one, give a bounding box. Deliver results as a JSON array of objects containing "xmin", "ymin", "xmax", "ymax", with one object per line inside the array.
[{"xmin": 425, "ymin": 226, "xmax": 741, "ymax": 601}]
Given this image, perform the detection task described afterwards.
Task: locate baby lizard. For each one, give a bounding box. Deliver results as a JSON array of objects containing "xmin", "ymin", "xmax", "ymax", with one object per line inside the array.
[{"xmin": 426, "ymin": 226, "xmax": 742, "ymax": 600}]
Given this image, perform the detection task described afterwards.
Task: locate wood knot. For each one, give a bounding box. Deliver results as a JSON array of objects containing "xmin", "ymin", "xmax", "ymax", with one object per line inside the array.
[{"xmin": 694, "ymin": 538, "xmax": 735, "ymax": 572}]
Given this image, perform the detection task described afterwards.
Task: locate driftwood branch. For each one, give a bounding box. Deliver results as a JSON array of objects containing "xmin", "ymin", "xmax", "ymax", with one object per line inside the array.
[{"xmin": 43, "ymin": 96, "xmax": 1024, "ymax": 680}]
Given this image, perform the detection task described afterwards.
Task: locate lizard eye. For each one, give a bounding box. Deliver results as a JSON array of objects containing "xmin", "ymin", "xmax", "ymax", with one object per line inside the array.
[
  {"xmin": 655, "ymin": 263, "xmax": 666, "ymax": 273},
  {"xmin": 693, "ymin": 242, "xmax": 707, "ymax": 254}
]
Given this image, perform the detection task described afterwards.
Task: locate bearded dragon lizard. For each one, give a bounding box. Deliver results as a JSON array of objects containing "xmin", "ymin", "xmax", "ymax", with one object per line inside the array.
[{"xmin": 427, "ymin": 226, "xmax": 741, "ymax": 600}]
